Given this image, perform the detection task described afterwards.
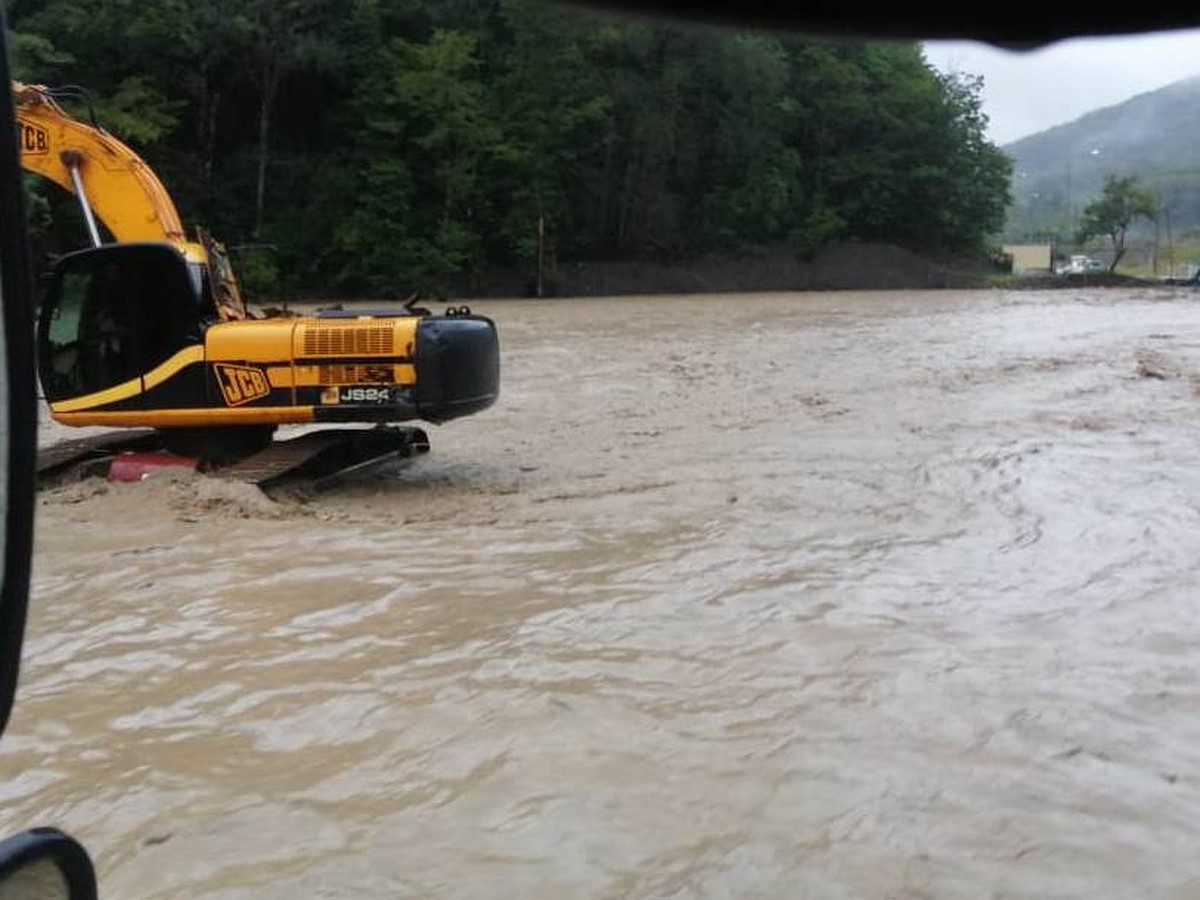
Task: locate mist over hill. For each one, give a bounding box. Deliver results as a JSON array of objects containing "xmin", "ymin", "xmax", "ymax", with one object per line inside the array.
[{"xmin": 1003, "ymin": 75, "xmax": 1200, "ymax": 241}]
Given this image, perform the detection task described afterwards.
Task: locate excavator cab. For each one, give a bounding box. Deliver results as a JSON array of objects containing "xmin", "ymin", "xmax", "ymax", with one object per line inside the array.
[{"xmin": 38, "ymin": 242, "xmax": 202, "ymax": 403}]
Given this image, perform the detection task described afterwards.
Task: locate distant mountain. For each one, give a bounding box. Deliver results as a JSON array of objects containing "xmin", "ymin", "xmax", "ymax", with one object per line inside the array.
[{"xmin": 1002, "ymin": 75, "xmax": 1200, "ymax": 241}]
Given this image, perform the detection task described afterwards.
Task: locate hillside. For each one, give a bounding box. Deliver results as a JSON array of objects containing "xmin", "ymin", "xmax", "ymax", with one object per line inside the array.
[
  {"xmin": 11, "ymin": 2, "xmax": 1011, "ymax": 300},
  {"xmin": 1003, "ymin": 75, "xmax": 1200, "ymax": 241}
]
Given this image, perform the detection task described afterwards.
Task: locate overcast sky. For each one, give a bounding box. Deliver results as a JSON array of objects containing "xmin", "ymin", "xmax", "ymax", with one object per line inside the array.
[{"xmin": 922, "ymin": 28, "xmax": 1200, "ymax": 146}]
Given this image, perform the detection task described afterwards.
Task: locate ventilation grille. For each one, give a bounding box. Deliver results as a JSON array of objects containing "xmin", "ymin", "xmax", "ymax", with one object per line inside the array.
[{"xmin": 302, "ymin": 325, "xmax": 394, "ymax": 357}]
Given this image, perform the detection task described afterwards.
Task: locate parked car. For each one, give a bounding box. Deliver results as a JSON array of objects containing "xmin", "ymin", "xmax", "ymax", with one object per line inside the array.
[{"xmin": 1057, "ymin": 255, "xmax": 1106, "ymax": 275}]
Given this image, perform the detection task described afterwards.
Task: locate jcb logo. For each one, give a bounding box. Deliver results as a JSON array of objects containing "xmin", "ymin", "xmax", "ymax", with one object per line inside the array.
[
  {"xmin": 215, "ymin": 364, "xmax": 270, "ymax": 406},
  {"xmin": 19, "ymin": 123, "xmax": 49, "ymax": 155}
]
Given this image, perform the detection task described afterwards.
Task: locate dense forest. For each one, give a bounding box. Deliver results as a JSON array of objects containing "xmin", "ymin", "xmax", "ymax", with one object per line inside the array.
[{"xmin": 6, "ymin": 0, "xmax": 1012, "ymax": 298}]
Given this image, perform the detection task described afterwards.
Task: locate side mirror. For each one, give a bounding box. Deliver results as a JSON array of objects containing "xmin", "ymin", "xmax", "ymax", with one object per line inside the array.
[
  {"xmin": 0, "ymin": 829, "xmax": 97, "ymax": 900},
  {"xmin": 0, "ymin": 0, "xmax": 38, "ymax": 743},
  {"xmin": 0, "ymin": 10, "xmax": 97, "ymax": 900}
]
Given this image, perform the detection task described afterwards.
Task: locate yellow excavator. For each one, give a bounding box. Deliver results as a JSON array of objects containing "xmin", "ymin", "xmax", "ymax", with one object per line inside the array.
[{"xmin": 18, "ymin": 82, "xmax": 500, "ymax": 485}]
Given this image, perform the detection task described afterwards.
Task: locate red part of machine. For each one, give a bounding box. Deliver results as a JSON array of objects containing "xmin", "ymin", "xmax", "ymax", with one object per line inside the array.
[{"xmin": 106, "ymin": 452, "xmax": 199, "ymax": 483}]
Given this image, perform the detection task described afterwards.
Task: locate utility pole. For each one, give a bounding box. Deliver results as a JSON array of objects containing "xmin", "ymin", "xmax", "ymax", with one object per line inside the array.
[
  {"xmin": 1065, "ymin": 156, "xmax": 1073, "ymax": 237},
  {"xmin": 536, "ymin": 211, "xmax": 545, "ymax": 299},
  {"xmin": 1166, "ymin": 207, "xmax": 1174, "ymax": 280},
  {"xmin": 1153, "ymin": 209, "xmax": 1159, "ymax": 279}
]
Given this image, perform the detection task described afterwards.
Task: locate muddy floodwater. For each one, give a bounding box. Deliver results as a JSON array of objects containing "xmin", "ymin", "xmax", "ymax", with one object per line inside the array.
[{"xmin": 7, "ymin": 287, "xmax": 1200, "ymax": 898}]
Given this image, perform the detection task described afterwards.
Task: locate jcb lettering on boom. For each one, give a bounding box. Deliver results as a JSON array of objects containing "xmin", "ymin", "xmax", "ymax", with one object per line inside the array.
[
  {"xmin": 19, "ymin": 123, "xmax": 48, "ymax": 155},
  {"xmin": 215, "ymin": 364, "xmax": 270, "ymax": 406}
]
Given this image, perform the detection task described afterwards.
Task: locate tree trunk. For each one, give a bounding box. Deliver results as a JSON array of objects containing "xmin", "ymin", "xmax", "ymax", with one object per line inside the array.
[
  {"xmin": 1109, "ymin": 230, "xmax": 1126, "ymax": 273},
  {"xmin": 254, "ymin": 66, "xmax": 278, "ymax": 239},
  {"xmin": 199, "ymin": 74, "xmax": 219, "ymax": 199}
]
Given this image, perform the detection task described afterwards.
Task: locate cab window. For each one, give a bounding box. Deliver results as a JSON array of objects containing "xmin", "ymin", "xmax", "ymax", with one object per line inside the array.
[{"xmin": 38, "ymin": 244, "xmax": 202, "ymax": 403}]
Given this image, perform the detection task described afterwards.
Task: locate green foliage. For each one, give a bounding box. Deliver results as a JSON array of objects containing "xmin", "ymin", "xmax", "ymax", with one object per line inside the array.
[
  {"xmin": 10, "ymin": 0, "xmax": 1013, "ymax": 296},
  {"xmin": 1076, "ymin": 175, "xmax": 1159, "ymax": 271},
  {"xmin": 225, "ymin": 243, "xmax": 281, "ymax": 301},
  {"xmin": 8, "ymin": 31, "xmax": 74, "ymax": 81},
  {"xmin": 90, "ymin": 76, "xmax": 181, "ymax": 144}
]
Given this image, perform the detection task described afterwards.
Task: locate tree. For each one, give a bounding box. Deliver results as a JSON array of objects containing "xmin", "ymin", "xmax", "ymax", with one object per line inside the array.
[
  {"xmin": 923, "ymin": 70, "xmax": 1013, "ymax": 255},
  {"xmin": 228, "ymin": 0, "xmax": 347, "ymax": 238},
  {"xmin": 1076, "ymin": 175, "xmax": 1158, "ymax": 272},
  {"xmin": 7, "ymin": 0, "xmax": 1029, "ymax": 297}
]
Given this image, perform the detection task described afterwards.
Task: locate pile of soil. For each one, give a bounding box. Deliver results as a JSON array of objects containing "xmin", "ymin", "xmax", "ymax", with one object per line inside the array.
[{"xmin": 470, "ymin": 242, "xmax": 989, "ymax": 298}]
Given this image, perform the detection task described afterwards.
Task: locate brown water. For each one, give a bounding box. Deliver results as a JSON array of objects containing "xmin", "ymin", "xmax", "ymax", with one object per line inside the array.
[{"xmin": 8, "ymin": 288, "xmax": 1200, "ymax": 898}]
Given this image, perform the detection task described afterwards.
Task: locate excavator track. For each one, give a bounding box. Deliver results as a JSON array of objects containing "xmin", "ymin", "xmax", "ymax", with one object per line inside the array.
[
  {"xmin": 37, "ymin": 426, "xmax": 430, "ymax": 491},
  {"xmin": 215, "ymin": 426, "xmax": 430, "ymax": 490},
  {"xmin": 36, "ymin": 429, "xmax": 161, "ymax": 485}
]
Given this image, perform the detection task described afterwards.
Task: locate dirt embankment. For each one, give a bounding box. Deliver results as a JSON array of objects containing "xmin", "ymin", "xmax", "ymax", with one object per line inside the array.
[
  {"xmin": 462, "ymin": 242, "xmax": 1178, "ymax": 299},
  {"xmin": 468, "ymin": 242, "xmax": 989, "ymax": 298}
]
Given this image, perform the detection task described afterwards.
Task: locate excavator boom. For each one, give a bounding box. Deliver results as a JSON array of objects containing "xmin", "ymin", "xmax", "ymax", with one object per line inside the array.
[{"xmin": 14, "ymin": 83, "xmax": 188, "ymax": 247}]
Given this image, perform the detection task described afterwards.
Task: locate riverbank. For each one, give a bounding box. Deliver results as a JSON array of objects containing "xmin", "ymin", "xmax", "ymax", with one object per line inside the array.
[
  {"xmin": 455, "ymin": 242, "xmax": 1183, "ymax": 299},
  {"xmin": 465, "ymin": 242, "xmax": 987, "ymax": 298},
  {"xmin": 1002, "ymin": 271, "xmax": 1165, "ymax": 290}
]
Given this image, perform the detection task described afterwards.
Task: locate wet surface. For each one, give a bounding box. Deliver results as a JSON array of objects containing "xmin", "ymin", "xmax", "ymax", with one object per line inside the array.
[{"xmin": 10, "ymin": 287, "xmax": 1200, "ymax": 898}]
